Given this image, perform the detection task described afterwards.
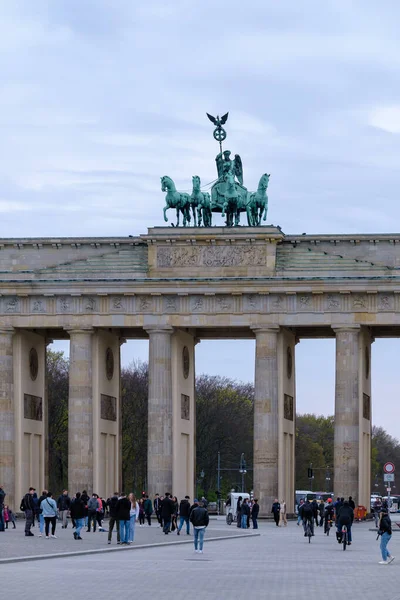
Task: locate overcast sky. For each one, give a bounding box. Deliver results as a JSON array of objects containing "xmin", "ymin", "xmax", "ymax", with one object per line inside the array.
[{"xmin": 2, "ymin": 2, "xmax": 400, "ymax": 445}]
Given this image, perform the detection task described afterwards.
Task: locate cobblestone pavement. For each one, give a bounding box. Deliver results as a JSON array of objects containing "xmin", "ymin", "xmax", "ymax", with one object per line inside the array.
[{"xmin": 1, "ymin": 518, "xmax": 400, "ymax": 600}]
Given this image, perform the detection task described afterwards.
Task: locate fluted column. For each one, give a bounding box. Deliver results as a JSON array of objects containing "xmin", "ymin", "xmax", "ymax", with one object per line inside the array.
[
  {"xmin": 333, "ymin": 325, "xmax": 360, "ymax": 502},
  {"xmin": 146, "ymin": 326, "xmax": 173, "ymax": 496},
  {"xmin": 0, "ymin": 327, "xmax": 15, "ymax": 507},
  {"xmin": 67, "ymin": 328, "xmax": 94, "ymax": 494},
  {"xmin": 252, "ymin": 326, "xmax": 280, "ymax": 515}
]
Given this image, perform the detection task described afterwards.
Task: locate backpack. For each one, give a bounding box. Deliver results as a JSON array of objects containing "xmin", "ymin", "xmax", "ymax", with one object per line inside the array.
[
  {"xmin": 302, "ymin": 504, "xmax": 313, "ymax": 517},
  {"xmin": 20, "ymin": 497, "xmax": 26, "ymax": 512}
]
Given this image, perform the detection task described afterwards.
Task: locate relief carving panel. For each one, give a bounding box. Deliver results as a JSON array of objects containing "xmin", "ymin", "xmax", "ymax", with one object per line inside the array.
[{"xmin": 157, "ymin": 245, "xmax": 267, "ymax": 268}]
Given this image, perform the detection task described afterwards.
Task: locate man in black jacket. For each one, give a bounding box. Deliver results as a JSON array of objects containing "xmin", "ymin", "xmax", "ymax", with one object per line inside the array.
[
  {"xmin": 107, "ymin": 492, "xmax": 121, "ymax": 545},
  {"xmin": 240, "ymin": 498, "xmax": 250, "ymax": 529},
  {"xmin": 251, "ymin": 499, "xmax": 259, "ymax": 529},
  {"xmin": 57, "ymin": 490, "xmax": 71, "ymax": 528},
  {"xmin": 23, "ymin": 487, "xmax": 36, "ymax": 536},
  {"xmin": 154, "ymin": 494, "xmax": 162, "ymax": 527},
  {"xmin": 271, "ymin": 499, "xmax": 280, "ymax": 527},
  {"xmin": 115, "ymin": 493, "xmax": 131, "ymax": 545},
  {"xmin": 161, "ymin": 493, "xmax": 175, "ymax": 534},
  {"xmin": 177, "ymin": 496, "xmax": 191, "ymax": 535},
  {"xmin": 336, "ymin": 500, "xmax": 354, "ymax": 544},
  {"xmin": 70, "ymin": 492, "xmax": 86, "ymax": 540},
  {"xmin": 190, "ymin": 501, "xmax": 209, "ymax": 553}
]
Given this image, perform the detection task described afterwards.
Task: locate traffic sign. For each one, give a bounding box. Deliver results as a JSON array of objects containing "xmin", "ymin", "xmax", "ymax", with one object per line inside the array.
[
  {"xmin": 384, "ymin": 473, "xmax": 395, "ymax": 482},
  {"xmin": 384, "ymin": 462, "xmax": 395, "ymax": 474}
]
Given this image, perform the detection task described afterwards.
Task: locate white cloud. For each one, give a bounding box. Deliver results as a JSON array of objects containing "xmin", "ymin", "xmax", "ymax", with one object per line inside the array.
[{"xmin": 369, "ymin": 106, "xmax": 400, "ymax": 134}]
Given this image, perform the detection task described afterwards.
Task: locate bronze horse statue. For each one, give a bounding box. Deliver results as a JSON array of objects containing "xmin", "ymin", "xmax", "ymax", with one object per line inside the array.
[{"xmin": 161, "ymin": 176, "xmax": 191, "ymax": 227}]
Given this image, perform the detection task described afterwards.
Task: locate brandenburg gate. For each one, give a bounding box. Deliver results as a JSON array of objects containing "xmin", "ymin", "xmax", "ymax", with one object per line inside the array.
[{"xmin": 0, "ymin": 114, "xmax": 391, "ymax": 514}]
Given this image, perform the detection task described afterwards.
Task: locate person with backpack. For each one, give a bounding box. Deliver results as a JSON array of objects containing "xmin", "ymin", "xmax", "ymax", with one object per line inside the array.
[
  {"xmin": 40, "ymin": 491, "xmax": 58, "ymax": 538},
  {"xmin": 87, "ymin": 493, "xmax": 99, "ymax": 532},
  {"xmin": 190, "ymin": 500, "xmax": 209, "ymax": 553},
  {"xmin": 378, "ymin": 507, "xmax": 395, "ymax": 565},
  {"xmin": 22, "ymin": 487, "xmax": 36, "ymax": 536},
  {"xmin": 177, "ymin": 496, "xmax": 191, "ymax": 535},
  {"xmin": 70, "ymin": 492, "xmax": 86, "ymax": 540},
  {"xmin": 299, "ymin": 499, "xmax": 314, "ymax": 536}
]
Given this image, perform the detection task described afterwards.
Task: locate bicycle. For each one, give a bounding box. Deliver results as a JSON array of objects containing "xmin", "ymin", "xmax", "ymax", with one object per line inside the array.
[
  {"xmin": 324, "ymin": 517, "xmax": 332, "ymax": 536},
  {"xmin": 305, "ymin": 520, "xmax": 313, "ymax": 543},
  {"xmin": 341, "ymin": 524, "xmax": 348, "ymax": 550}
]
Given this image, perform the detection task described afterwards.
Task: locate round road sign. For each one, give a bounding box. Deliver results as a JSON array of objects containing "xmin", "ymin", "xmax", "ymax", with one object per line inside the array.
[{"xmin": 384, "ymin": 462, "xmax": 395, "ymax": 474}]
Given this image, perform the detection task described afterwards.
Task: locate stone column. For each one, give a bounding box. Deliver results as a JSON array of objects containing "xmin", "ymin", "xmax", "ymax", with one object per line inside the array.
[
  {"xmin": 252, "ymin": 326, "xmax": 280, "ymax": 515},
  {"xmin": 67, "ymin": 328, "xmax": 94, "ymax": 494},
  {"xmin": 0, "ymin": 327, "xmax": 15, "ymax": 507},
  {"xmin": 146, "ymin": 326, "xmax": 173, "ymax": 496},
  {"xmin": 333, "ymin": 325, "xmax": 360, "ymax": 502}
]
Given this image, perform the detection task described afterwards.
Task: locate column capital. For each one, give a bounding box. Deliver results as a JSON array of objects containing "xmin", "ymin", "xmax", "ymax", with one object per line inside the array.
[
  {"xmin": 251, "ymin": 325, "xmax": 280, "ymax": 335},
  {"xmin": 332, "ymin": 325, "xmax": 361, "ymax": 334},
  {"xmin": 145, "ymin": 325, "xmax": 174, "ymax": 335},
  {"xmin": 65, "ymin": 327, "xmax": 94, "ymax": 336}
]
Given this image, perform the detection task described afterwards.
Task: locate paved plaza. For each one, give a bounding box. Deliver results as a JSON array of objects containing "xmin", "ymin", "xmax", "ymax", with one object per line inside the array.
[{"xmin": 1, "ymin": 517, "xmax": 400, "ymax": 599}]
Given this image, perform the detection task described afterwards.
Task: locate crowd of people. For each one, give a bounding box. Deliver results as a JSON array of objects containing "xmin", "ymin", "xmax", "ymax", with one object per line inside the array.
[
  {"xmin": 0, "ymin": 485, "xmax": 210, "ymax": 553},
  {"xmin": 232, "ymin": 496, "xmax": 260, "ymax": 528},
  {"xmin": 1, "ymin": 482, "xmax": 396, "ymax": 563},
  {"xmin": 295, "ymin": 494, "xmax": 395, "ymax": 564}
]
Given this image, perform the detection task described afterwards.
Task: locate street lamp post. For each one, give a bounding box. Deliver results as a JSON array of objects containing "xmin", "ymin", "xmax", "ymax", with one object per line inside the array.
[{"xmin": 239, "ymin": 453, "xmax": 247, "ymax": 493}]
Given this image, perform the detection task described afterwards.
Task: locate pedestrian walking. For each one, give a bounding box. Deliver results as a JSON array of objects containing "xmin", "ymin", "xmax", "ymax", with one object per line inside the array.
[
  {"xmin": 37, "ymin": 490, "xmax": 48, "ymax": 537},
  {"xmin": 154, "ymin": 493, "xmax": 162, "ymax": 527},
  {"xmin": 348, "ymin": 496, "xmax": 356, "ymax": 510},
  {"xmin": 70, "ymin": 492, "xmax": 85, "ymax": 540},
  {"xmin": 378, "ymin": 508, "xmax": 395, "ymax": 565},
  {"xmin": 251, "ymin": 499, "xmax": 259, "ymax": 529},
  {"xmin": 40, "ymin": 492, "xmax": 58, "ymax": 538},
  {"xmin": 116, "ymin": 493, "xmax": 131, "ymax": 545},
  {"xmin": 190, "ymin": 500, "xmax": 209, "ymax": 553},
  {"xmin": 22, "ymin": 487, "xmax": 36, "ymax": 536},
  {"xmin": 161, "ymin": 493, "xmax": 175, "ymax": 534},
  {"xmin": 271, "ymin": 498, "xmax": 280, "ymax": 526},
  {"xmin": 3, "ymin": 505, "xmax": 16, "ymax": 529},
  {"xmin": 241, "ymin": 498, "xmax": 250, "ymax": 528},
  {"xmin": 279, "ymin": 500, "xmax": 287, "ymax": 526},
  {"xmin": 143, "ymin": 494, "xmax": 153, "ymax": 526},
  {"xmin": 96, "ymin": 496, "xmax": 106, "ymax": 531},
  {"xmin": 57, "ymin": 489, "xmax": 71, "ymax": 529},
  {"xmin": 177, "ymin": 496, "xmax": 191, "ymax": 535},
  {"xmin": 128, "ymin": 493, "xmax": 139, "ymax": 543},
  {"xmin": 138, "ymin": 498, "xmax": 146, "ymax": 526},
  {"xmin": 81, "ymin": 490, "xmax": 89, "ymax": 527},
  {"xmin": 107, "ymin": 492, "xmax": 121, "ymax": 544},
  {"xmin": 297, "ymin": 499, "xmax": 304, "ymax": 526}
]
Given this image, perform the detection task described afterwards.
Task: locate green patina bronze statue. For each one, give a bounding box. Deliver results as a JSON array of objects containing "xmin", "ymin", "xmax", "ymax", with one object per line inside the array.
[{"xmin": 161, "ymin": 113, "xmax": 270, "ymax": 227}]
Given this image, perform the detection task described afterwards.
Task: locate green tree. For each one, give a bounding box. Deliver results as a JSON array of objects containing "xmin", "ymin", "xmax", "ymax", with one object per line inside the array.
[
  {"xmin": 121, "ymin": 361, "xmax": 148, "ymax": 493},
  {"xmin": 47, "ymin": 349, "xmax": 69, "ymax": 494},
  {"xmin": 196, "ymin": 374, "xmax": 254, "ymax": 498}
]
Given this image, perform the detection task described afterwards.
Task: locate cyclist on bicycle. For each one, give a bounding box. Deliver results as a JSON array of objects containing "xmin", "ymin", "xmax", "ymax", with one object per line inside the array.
[
  {"xmin": 324, "ymin": 498, "xmax": 334, "ymax": 533},
  {"xmin": 336, "ymin": 500, "xmax": 354, "ymax": 545},
  {"xmin": 299, "ymin": 499, "xmax": 314, "ymax": 537}
]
